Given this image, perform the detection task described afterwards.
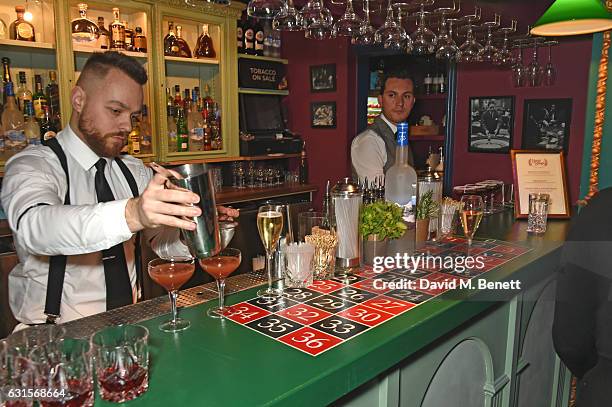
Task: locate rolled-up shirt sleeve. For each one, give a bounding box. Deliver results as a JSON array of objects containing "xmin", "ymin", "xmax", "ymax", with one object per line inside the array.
[
  {"xmin": 1, "ymin": 153, "xmax": 133, "ymax": 256},
  {"xmin": 351, "ymin": 131, "xmax": 387, "ymax": 182}
]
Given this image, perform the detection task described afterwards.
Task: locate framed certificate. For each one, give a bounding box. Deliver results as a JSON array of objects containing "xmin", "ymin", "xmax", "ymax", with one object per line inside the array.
[{"xmin": 510, "ymin": 150, "xmax": 571, "ymax": 218}]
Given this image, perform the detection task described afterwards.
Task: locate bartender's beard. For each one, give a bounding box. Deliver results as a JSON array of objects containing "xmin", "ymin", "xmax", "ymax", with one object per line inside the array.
[{"xmin": 78, "ymin": 112, "xmax": 127, "ymax": 158}]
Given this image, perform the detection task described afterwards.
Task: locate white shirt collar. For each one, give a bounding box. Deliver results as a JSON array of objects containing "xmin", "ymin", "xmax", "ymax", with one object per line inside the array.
[
  {"xmin": 57, "ymin": 124, "xmax": 103, "ymax": 172},
  {"xmin": 380, "ymin": 113, "xmax": 398, "ymax": 133}
]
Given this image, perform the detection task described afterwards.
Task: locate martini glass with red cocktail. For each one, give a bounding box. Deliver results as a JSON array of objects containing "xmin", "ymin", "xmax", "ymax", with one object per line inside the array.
[
  {"xmin": 199, "ymin": 248, "xmax": 241, "ymax": 318},
  {"xmin": 148, "ymin": 257, "xmax": 195, "ymax": 332}
]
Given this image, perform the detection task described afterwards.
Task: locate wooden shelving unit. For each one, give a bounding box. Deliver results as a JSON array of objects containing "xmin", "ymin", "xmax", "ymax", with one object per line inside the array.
[{"xmin": 238, "ymin": 53, "xmax": 288, "ymax": 65}]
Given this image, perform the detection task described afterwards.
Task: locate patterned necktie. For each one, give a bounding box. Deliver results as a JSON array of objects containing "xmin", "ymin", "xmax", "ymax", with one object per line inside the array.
[{"xmin": 94, "ymin": 158, "xmax": 133, "ymax": 309}]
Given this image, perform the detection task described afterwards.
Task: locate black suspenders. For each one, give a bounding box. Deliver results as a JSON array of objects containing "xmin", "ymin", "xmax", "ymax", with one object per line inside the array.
[{"xmin": 41, "ymin": 138, "xmax": 142, "ymax": 323}]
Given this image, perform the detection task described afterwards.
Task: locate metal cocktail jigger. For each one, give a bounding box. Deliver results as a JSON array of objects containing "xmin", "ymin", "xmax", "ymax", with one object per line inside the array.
[{"xmin": 168, "ymin": 163, "xmax": 221, "ymax": 259}]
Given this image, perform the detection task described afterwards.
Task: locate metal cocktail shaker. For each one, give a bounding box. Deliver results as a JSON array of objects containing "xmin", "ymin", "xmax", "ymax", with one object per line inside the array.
[
  {"xmin": 331, "ymin": 178, "xmax": 362, "ymax": 268},
  {"xmin": 167, "ymin": 163, "xmax": 221, "ymax": 259}
]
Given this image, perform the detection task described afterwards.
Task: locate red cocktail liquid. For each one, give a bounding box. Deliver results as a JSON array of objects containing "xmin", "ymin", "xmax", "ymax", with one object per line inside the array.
[
  {"xmin": 40, "ymin": 379, "xmax": 94, "ymax": 407},
  {"xmin": 199, "ymin": 256, "xmax": 240, "ymax": 280},
  {"xmin": 98, "ymin": 363, "xmax": 148, "ymax": 403},
  {"xmin": 149, "ymin": 262, "xmax": 195, "ymax": 291}
]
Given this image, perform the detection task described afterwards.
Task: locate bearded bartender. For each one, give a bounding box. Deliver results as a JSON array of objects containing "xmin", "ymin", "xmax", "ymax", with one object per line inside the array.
[
  {"xmin": 1, "ymin": 52, "xmax": 238, "ymax": 330},
  {"xmin": 351, "ymin": 69, "xmax": 416, "ymax": 181}
]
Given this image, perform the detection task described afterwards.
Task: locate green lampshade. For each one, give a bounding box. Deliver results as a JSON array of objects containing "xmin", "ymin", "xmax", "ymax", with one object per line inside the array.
[{"xmin": 531, "ymin": 0, "xmax": 612, "ymax": 36}]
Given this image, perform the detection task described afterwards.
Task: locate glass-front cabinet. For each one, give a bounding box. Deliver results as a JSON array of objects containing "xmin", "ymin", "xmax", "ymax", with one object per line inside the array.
[{"xmin": 0, "ymin": 0, "xmax": 242, "ymax": 171}]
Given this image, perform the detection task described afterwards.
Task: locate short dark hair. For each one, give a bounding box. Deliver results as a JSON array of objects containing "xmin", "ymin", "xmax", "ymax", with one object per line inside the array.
[
  {"xmin": 380, "ymin": 69, "xmax": 414, "ymax": 95},
  {"xmin": 77, "ymin": 51, "xmax": 147, "ymax": 86}
]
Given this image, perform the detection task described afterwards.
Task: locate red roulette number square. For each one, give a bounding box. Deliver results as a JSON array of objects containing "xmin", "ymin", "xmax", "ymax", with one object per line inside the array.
[
  {"xmin": 277, "ymin": 304, "xmax": 332, "ymax": 325},
  {"xmin": 225, "ymin": 302, "xmax": 271, "ymax": 324},
  {"xmin": 279, "ymin": 327, "xmax": 343, "ymax": 356},
  {"xmin": 308, "ymin": 279, "xmax": 346, "ymax": 294},
  {"xmin": 362, "ymin": 296, "xmax": 415, "ymax": 315},
  {"xmin": 337, "ymin": 304, "xmax": 394, "ymax": 327}
]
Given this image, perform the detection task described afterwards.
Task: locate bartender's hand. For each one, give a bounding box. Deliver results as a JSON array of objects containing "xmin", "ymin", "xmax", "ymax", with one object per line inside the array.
[
  {"xmin": 218, "ymin": 206, "xmax": 239, "ymax": 221},
  {"xmin": 125, "ymin": 173, "xmax": 201, "ymax": 233}
]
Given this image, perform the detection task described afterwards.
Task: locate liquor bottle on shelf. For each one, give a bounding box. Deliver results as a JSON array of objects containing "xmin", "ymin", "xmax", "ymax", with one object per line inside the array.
[
  {"xmin": 139, "ymin": 104, "xmax": 152, "ymax": 154},
  {"xmin": 23, "ymin": 101, "xmax": 40, "ymax": 146},
  {"xmin": 16, "ymin": 71, "xmax": 32, "ymax": 112},
  {"xmin": 385, "ymin": 122, "xmax": 417, "ymax": 223},
  {"xmin": 272, "ymin": 29, "xmax": 281, "ymax": 58},
  {"xmin": 431, "ymin": 72, "xmax": 440, "ymax": 94},
  {"xmin": 202, "ymin": 84, "xmax": 213, "ymax": 107},
  {"xmin": 123, "ymin": 21, "xmax": 134, "ymax": 51},
  {"xmin": 176, "ymin": 107, "xmax": 189, "ymax": 152},
  {"xmin": 173, "ymin": 84, "xmax": 181, "ymax": 107},
  {"xmin": 299, "ymin": 146, "xmax": 308, "ymax": 184},
  {"xmin": 2, "ymin": 57, "xmax": 11, "ymax": 107},
  {"xmin": 183, "ymin": 88, "xmax": 192, "ymax": 110},
  {"xmin": 0, "ymin": 18, "xmax": 7, "ymax": 39},
  {"xmin": 133, "ymin": 27, "xmax": 147, "ymax": 53},
  {"xmin": 243, "ymin": 19, "xmax": 255, "ymax": 55},
  {"xmin": 189, "ymin": 104, "xmax": 204, "ymax": 152},
  {"xmin": 254, "ymin": 19, "xmax": 264, "ymax": 56},
  {"xmin": 32, "ymin": 75, "xmax": 47, "ymax": 121},
  {"xmin": 128, "ymin": 115, "xmax": 140, "ymax": 155},
  {"xmin": 164, "ymin": 21, "xmax": 179, "ymax": 56},
  {"xmin": 263, "ymin": 21, "xmax": 272, "ymax": 57},
  {"xmin": 97, "ymin": 17, "xmax": 110, "ymax": 50},
  {"xmin": 39, "ymin": 105, "xmax": 57, "ymax": 142},
  {"xmin": 167, "ymin": 105, "xmax": 177, "ymax": 152},
  {"xmin": 438, "ymin": 72, "xmax": 446, "ymax": 94},
  {"xmin": 9, "ymin": 6, "xmax": 35, "ymax": 42},
  {"xmin": 237, "ymin": 20, "xmax": 244, "ymax": 54},
  {"xmin": 423, "ymin": 72, "xmax": 432, "ymax": 95},
  {"xmin": 175, "ymin": 25, "xmax": 192, "ymax": 58},
  {"xmin": 2, "ymin": 82, "xmax": 25, "ymax": 155},
  {"xmin": 211, "ymin": 103, "xmax": 222, "ymax": 150},
  {"xmin": 109, "ymin": 8, "xmax": 126, "ymax": 50},
  {"xmin": 46, "ymin": 71, "xmax": 60, "ymax": 125},
  {"xmin": 71, "ymin": 3, "xmax": 99, "ymax": 48},
  {"xmin": 195, "ymin": 24, "xmax": 216, "ymax": 59}
]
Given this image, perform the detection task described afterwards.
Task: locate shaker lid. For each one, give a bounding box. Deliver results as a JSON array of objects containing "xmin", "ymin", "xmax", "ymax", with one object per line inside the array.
[{"xmin": 331, "ymin": 177, "xmax": 362, "ymax": 197}]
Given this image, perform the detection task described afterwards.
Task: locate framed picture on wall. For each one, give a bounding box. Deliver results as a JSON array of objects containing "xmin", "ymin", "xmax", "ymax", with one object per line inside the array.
[
  {"xmin": 468, "ymin": 96, "xmax": 515, "ymax": 153},
  {"xmin": 521, "ymin": 98, "xmax": 572, "ymax": 153},
  {"xmin": 310, "ymin": 64, "xmax": 336, "ymax": 92},
  {"xmin": 311, "ymin": 101, "xmax": 336, "ymax": 128}
]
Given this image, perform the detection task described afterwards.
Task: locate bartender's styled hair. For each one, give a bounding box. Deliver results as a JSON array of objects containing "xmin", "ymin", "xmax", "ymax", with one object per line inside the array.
[
  {"xmin": 77, "ymin": 51, "xmax": 147, "ymax": 87},
  {"xmin": 380, "ymin": 69, "xmax": 415, "ymax": 95}
]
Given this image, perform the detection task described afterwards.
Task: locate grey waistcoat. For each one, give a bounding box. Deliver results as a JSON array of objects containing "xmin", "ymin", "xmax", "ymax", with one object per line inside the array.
[{"xmin": 352, "ymin": 116, "xmax": 415, "ymax": 180}]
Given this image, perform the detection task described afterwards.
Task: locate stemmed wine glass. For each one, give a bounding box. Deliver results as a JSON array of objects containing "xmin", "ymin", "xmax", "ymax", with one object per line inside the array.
[
  {"xmin": 460, "ymin": 195, "xmax": 484, "ymax": 247},
  {"xmin": 200, "ymin": 248, "xmax": 242, "ymax": 318},
  {"xmin": 410, "ymin": 6, "xmax": 437, "ymax": 55},
  {"xmin": 355, "ymin": 0, "xmax": 376, "ymax": 45},
  {"xmin": 247, "ymin": 0, "xmax": 287, "ymax": 19},
  {"xmin": 543, "ymin": 40, "xmax": 557, "ymax": 86},
  {"xmin": 492, "ymin": 20, "xmax": 516, "ymax": 68},
  {"xmin": 477, "ymin": 14, "xmax": 500, "ymax": 63},
  {"xmin": 528, "ymin": 38, "xmax": 544, "ymax": 87},
  {"xmin": 375, "ymin": 0, "xmax": 406, "ymax": 50},
  {"xmin": 435, "ymin": 18, "xmax": 461, "ymax": 61},
  {"xmin": 273, "ymin": 0, "xmax": 302, "ymax": 31},
  {"xmin": 333, "ymin": 0, "xmax": 362, "ymax": 39},
  {"xmin": 456, "ymin": 6, "xmax": 482, "ymax": 62},
  {"xmin": 512, "ymin": 41, "xmax": 527, "ymax": 87},
  {"xmin": 257, "ymin": 204, "xmax": 284, "ymax": 298},
  {"xmin": 300, "ymin": 0, "xmax": 334, "ymax": 40},
  {"xmin": 148, "ymin": 257, "xmax": 195, "ymax": 332}
]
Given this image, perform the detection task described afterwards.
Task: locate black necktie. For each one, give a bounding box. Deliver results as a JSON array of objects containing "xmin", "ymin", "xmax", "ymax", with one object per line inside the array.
[{"xmin": 94, "ymin": 159, "xmax": 133, "ymax": 310}]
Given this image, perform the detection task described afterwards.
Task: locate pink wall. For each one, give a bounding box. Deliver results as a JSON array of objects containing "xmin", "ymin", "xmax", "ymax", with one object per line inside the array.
[
  {"xmin": 451, "ymin": 36, "xmax": 592, "ymax": 205},
  {"xmin": 282, "ymin": 31, "xmax": 354, "ymax": 207}
]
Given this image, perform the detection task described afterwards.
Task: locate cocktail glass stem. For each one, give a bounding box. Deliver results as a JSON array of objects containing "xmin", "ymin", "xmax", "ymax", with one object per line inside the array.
[
  {"xmin": 169, "ymin": 290, "xmax": 179, "ymax": 326},
  {"xmin": 216, "ymin": 278, "xmax": 226, "ymax": 315},
  {"xmin": 266, "ymin": 252, "xmax": 274, "ymax": 291}
]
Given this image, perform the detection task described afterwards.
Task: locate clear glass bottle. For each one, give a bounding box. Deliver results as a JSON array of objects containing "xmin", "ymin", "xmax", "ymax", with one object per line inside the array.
[
  {"xmin": 167, "ymin": 105, "xmax": 177, "ymax": 152},
  {"xmin": 195, "ymin": 24, "xmax": 216, "ymax": 59},
  {"xmin": 23, "ymin": 101, "xmax": 39, "ymax": 146},
  {"xmin": 2, "ymin": 57, "xmax": 12, "ymax": 106},
  {"xmin": 32, "ymin": 75, "xmax": 46, "ymax": 120},
  {"xmin": 39, "ymin": 105, "xmax": 58, "ymax": 142},
  {"xmin": 109, "ymin": 8, "xmax": 125, "ymax": 50},
  {"xmin": 139, "ymin": 105, "xmax": 152, "ymax": 154},
  {"xmin": 2, "ymin": 82, "xmax": 25, "ymax": 155},
  {"xmin": 385, "ymin": 122, "xmax": 417, "ymax": 222},
  {"xmin": 133, "ymin": 27, "xmax": 147, "ymax": 53},
  {"xmin": 16, "ymin": 71, "xmax": 32, "ymax": 112},
  {"xmin": 71, "ymin": 3, "xmax": 99, "ymax": 48},
  {"xmin": 9, "ymin": 6, "xmax": 35, "ymax": 42},
  {"xmin": 175, "ymin": 25, "xmax": 192, "ymax": 58},
  {"xmin": 123, "ymin": 21, "xmax": 133, "ymax": 51},
  {"xmin": 97, "ymin": 17, "xmax": 110, "ymax": 49}
]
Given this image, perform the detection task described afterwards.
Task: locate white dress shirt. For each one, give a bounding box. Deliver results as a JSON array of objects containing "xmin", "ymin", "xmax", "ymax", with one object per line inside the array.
[
  {"xmin": 351, "ymin": 114, "xmax": 398, "ymax": 182},
  {"xmin": 1, "ymin": 125, "xmax": 190, "ymax": 325}
]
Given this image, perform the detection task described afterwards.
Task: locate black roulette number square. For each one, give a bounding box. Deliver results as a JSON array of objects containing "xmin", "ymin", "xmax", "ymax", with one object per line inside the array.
[
  {"xmin": 328, "ymin": 286, "xmax": 378, "ymax": 303},
  {"xmin": 386, "ymin": 289, "xmax": 433, "ymax": 304},
  {"xmin": 282, "ymin": 287, "xmax": 323, "ymax": 302},
  {"xmin": 246, "ymin": 315, "xmax": 302, "ymax": 339},
  {"xmin": 311, "ymin": 316, "xmax": 369, "ymax": 340}
]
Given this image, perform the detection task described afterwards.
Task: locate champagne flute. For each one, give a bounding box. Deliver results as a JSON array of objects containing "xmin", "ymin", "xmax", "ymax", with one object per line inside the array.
[
  {"xmin": 200, "ymin": 248, "xmax": 242, "ymax": 318},
  {"xmin": 460, "ymin": 195, "xmax": 484, "ymax": 246},
  {"xmin": 148, "ymin": 257, "xmax": 195, "ymax": 332},
  {"xmin": 257, "ymin": 205, "xmax": 284, "ymax": 298}
]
